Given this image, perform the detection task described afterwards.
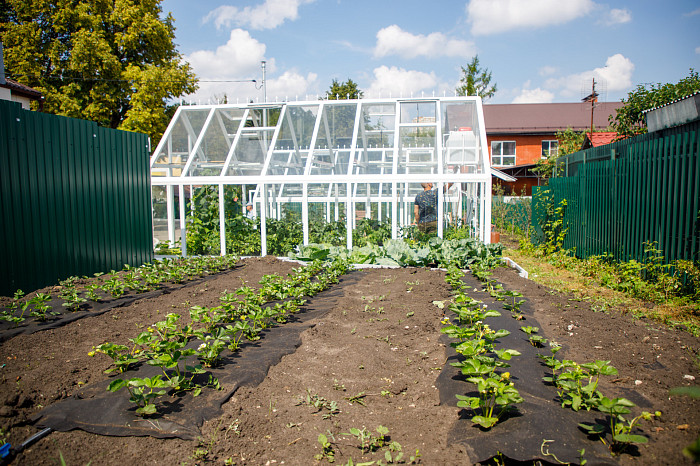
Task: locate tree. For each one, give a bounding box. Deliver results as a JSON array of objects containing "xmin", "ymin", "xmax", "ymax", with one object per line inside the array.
[
  {"xmin": 533, "ymin": 127, "xmax": 585, "ymax": 181},
  {"xmin": 0, "ymin": 0, "xmax": 197, "ymax": 142},
  {"xmin": 456, "ymin": 55, "xmax": 497, "ymax": 100},
  {"xmin": 610, "ymin": 69, "xmax": 700, "ymax": 139},
  {"xmin": 325, "ymin": 79, "xmax": 363, "ymax": 100}
]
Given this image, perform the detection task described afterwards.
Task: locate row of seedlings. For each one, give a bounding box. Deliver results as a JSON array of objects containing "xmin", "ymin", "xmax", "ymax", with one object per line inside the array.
[
  {"xmin": 469, "ymin": 262, "xmax": 659, "ymax": 455},
  {"xmin": 1, "ymin": 255, "xmax": 241, "ymax": 325},
  {"xmin": 441, "ymin": 263, "xmax": 523, "ymax": 429},
  {"xmin": 93, "ymin": 258, "xmax": 351, "ymax": 416}
]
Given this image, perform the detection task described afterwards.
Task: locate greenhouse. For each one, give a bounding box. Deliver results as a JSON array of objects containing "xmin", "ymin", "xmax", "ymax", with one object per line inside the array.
[{"xmin": 150, "ymin": 96, "xmax": 493, "ymax": 255}]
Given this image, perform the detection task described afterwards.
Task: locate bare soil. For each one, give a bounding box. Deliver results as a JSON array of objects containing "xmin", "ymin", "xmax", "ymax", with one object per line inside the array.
[{"xmin": 0, "ymin": 256, "xmax": 698, "ymax": 465}]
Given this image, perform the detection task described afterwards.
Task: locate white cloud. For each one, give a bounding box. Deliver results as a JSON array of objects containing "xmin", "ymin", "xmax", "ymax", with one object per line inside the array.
[
  {"xmin": 365, "ymin": 66, "xmax": 438, "ymax": 98},
  {"xmin": 466, "ymin": 0, "xmax": 596, "ymax": 35},
  {"xmin": 373, "ymin": 25, "xmax": 476, "ymax": 59},
  {"xmin": 186, "ymin": 29, "xmax": 267, "ymax": 80},
  {"xmin": 512, "ymin": 88, "xmax": 555, "ymax": 103},
  {"xmin": 182, "ymin": 30, "xmax": 318, "ymax": 103},
  {"xmin": 685, "ymin": 8, "xmax": 700, "ymax": 17},
  {"xmin": 604, "ymin": 8, "xmax": 632, "ymax": 25},
  {"xmin": 696, "ymin": 46, "xmax": 700, "ymax": 54},
  {"xmin": 266, "ymin": 70, "xmax": 320, "ymax": 101},
  {"xmin": 204, "ymin": 0, "xmax": 315, "ymax": 30},
  {"xmin": 545, "ymin": 53, "xmax": 635, "ymax": 97}
]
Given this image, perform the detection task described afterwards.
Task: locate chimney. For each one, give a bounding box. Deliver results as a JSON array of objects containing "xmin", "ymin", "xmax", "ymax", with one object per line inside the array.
[{"xmin": 0, "ymin": 41, "xmax": 6, "ymax": 85}]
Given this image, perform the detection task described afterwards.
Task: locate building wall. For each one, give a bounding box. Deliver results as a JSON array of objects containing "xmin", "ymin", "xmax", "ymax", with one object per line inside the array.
[
  {"xmin": 0, "ymin": 88, "xmax": 32, "ymax": 110},
  {"xmin": 11, "ymin": 94, "xmax": 32, "ymax": 110},
  {"xmin": 486, "ymin": 134, "xmax": 555, "ymax": 168}
]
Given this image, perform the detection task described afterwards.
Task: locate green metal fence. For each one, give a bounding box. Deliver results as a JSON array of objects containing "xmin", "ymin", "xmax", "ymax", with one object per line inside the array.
[
  {"xmin": 533, "ymin": 123, "xmax": 700, "ymax": 264},
  {"xmin": 0, "ymin": 100, "xmax": 153, "ymax": 296}
]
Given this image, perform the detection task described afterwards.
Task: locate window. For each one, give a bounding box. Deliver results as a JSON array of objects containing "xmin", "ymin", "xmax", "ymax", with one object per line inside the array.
[
  {"xmin": 542, "ymin": 140, "xmax": 558, "ymax": 157},
  {"xmin": 491, "ymin": 141, "xmax": 515, "ymax": 166}
]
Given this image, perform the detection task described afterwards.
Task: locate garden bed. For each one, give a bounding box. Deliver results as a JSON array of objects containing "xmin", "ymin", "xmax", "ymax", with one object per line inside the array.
[{"xmin": 0, "ymin": 256, "xmax": 698, "ymax": 465}]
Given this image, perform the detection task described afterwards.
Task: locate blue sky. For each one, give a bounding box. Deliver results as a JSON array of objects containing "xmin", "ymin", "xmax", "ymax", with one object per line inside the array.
[{"xmin": 162, "ymin": 0, "xmax": 700, "ymax": 105}]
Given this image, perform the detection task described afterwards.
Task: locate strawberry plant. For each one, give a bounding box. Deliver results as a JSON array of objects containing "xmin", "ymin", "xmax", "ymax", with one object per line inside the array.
[
  {"xmin": 0, "ymin": 290, "xmax": 29, "ymax": 325},
  {"xmin": 544, "ymin": 358, "xmax": 618, "ymax": 411},
  {"xmin": 579, "ymin": 397, "xmax": 658, "ymax": 454},
  {"xmin": 194, "ymin": 327, "xmax": 231, "ymax": 368},
  {"xmin": 456, "ymin": 372, "xmax": 523, "ymax": 429},
  {"xmin": 90, "ymin": 342, "xmax": 141, "ymax": 373},
  {"xmin": 108, "ymin": 375, "xmax": 172, "ymax": 416},
  {"xmin": 28, "ymin": 292, "xmax": 52, "ymax": 321},
  {"xmin": 520, "ymin": 326, "xmax": 547, "ymax": 347}
]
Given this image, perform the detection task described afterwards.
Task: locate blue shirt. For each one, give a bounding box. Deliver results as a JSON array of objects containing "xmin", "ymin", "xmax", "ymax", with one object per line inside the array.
[{"xmin": 415, "ymin": 189, "xmax": 437, "ymax": 223}]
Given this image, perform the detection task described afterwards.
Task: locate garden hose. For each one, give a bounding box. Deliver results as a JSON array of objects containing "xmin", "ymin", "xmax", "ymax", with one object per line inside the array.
[{"xmin": 0, "ymin": 427, "xmax": 52, "ymax": 464}]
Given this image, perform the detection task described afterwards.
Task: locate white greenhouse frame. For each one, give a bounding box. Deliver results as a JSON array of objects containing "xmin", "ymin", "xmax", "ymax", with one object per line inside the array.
[{"xmin": 150, "ymin": 96, "xmax": 493, "ymax": 256}]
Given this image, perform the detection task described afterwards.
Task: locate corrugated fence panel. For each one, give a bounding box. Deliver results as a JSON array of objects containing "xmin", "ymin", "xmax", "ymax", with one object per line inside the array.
[
  {"xmin": 532, "ymin": 121, "xmax": 699, "ymax": 265},
  {"xmin": 0, "ymin": 100, "xmax": 153, "ymax": 296}
]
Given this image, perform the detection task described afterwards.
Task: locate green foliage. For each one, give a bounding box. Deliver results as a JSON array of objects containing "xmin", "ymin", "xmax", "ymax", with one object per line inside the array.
[
  {"xmin": 100, "ymin": 258, "xmax": 351, "ymax": 416},
  {"xmin": 315, "ymin": 433, "xmax": 336, "ymax": 463},
  {"xmin": 532, "ymin": 127, "xmax": 586, "ymax": 180},
  {"xmin": 325, "ymin": 78, "xmax": 364, "ymax": 100},
  {"xmin": 491, "ymin": 186, "xmax": 532, "ymax": 238},
  {"xmin": 579, "ymin": 398, "xmax": 657, "ymax": 454},
  {"xmin": 291, "ymin": 235, "xmax": 503, "ymax": 270},
  {"xmin": 529, "ymin": 189, "xmax": 569, "ymax": 256},
  {"xmin": 0, "ymin": 0, "xmax": 197, "ymax": 142},
  {"xmin": 353, "ymin": 219, "xmax": 391, "ymax": 247},
  {"xmin": 456, "ymin": 373, "xmax": 523, "ymax": 429},
  {"xmin": 455, "ymin": 55, "xmax": 497, "ymax": 100},
  {"xmin": 610, "ymin": 69, "xmax": 700, "ymax": 139}
]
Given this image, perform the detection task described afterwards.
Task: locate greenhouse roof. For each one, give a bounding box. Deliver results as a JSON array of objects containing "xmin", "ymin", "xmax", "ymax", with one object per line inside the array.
[{"xmin": 151, "ymin": 97, "xmax": 491, "ymax": 186}]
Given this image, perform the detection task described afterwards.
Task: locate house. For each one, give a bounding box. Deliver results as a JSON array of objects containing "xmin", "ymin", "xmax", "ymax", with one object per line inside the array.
[
  {"xmin": 0, "ymin": 42, "xmax": 43, "ymax": 110},
  {"xmin": 483, "ymin": 102, "xmax": 622, "ymax": 194},
  {"xmin": 581, "ymin": 131, "xmax": 618, "ymax": 150}
]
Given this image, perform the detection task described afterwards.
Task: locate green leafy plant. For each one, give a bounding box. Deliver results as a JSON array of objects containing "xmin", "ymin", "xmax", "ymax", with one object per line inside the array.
[
  {"xmin": 28, "ymin": 292, "xmax": 53, "ymax": 321},
  {"xmin": 578, "ymin": 397, "xmax": 658, "ymax": 454},
  {"xmin": 296, "ymin": 389, "xmax": 341, "ymax": 419},
  {"xmin": 90, "ymin": 342, "xmax": 141, "ymax": 373},
  {"xmin": 315, "ymin": 433, "xmax": 336, "ymax": 463},
  {"xmin": 543, "ymin": 358, "xmax": 618, "ymax": 412},
  {"xmin": 107, "ymin": 375, "xmax": 172, "ymax": 416},
  {"xmin": 456, "ymin": 372, "xmax": 523, "ymax": 429}
]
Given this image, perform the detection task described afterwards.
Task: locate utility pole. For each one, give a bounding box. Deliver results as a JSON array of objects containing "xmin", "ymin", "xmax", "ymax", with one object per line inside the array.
[{"xmin": 589, "ymin": 78, "xmax": 597, "ymax": 136}]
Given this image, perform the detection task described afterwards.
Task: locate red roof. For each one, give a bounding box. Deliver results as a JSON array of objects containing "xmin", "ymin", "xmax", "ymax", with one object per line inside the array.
[
  {"xmin": 582, "ymin": 131, "xmax": 618, "ymax": 149},
  {"xmin": 0, "ymin": 78, "xmax": 42, "ymax": 99},
  {"xmin": 483, "ymin": 102, "xmax": 622, "ymax": 134}
]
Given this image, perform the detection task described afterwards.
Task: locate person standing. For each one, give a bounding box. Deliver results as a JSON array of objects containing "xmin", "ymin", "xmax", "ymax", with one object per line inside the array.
[
  {"xmin": 414, "ymin": 182, "xmax": 438, "ymax": 234},
  {"xmin": 245, "ymin": 201, "xmax": 256, "ymax": 220}
]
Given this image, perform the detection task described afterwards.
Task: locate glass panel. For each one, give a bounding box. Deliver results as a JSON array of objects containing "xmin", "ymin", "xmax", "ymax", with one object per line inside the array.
[
  {"xmin": 310, "ymin": 103, "xmax": 357, "ymax": 176},
  {"xmin": 267, "ymin": 105, "xmax": 319, "ymax": 176},
  {"xmin": 151, "ymin": 186, "xmax": 170, "ymax": 244},
  {"xmin": 400, "ymin": 101, "xmax": 436, "ymax": 124},
  {"xmin": 353, "ymin": 103, "xmax": 396, "ymax": 176},
  {"xmin": 441, "ymin": 101, "xmax": 481, "ymax": 174},
  {"xmin": 187, "ymin": 108, "xmax": 242, "ymax": 176},
  {"xmin": 397, "ymin": 126, "xmax": 436, "ymax": 175},
  {"xmin": 277, "ymin": 182, "xmax": 303, "ymax": 199},
  {"xmin": 152, "ymin": 109, "xmax": 210, "ymax": 177}
]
